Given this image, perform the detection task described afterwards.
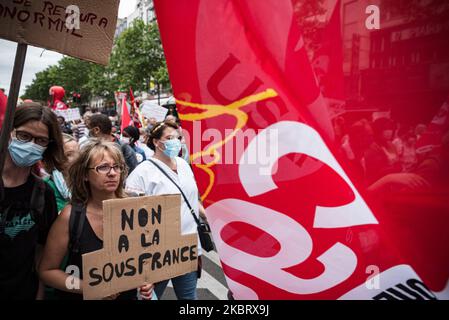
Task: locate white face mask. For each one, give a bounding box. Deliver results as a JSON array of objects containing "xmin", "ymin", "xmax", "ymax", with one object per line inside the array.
[{"xmin": 120, "ymin": 137, "xmax": 130, "ymax": 145}]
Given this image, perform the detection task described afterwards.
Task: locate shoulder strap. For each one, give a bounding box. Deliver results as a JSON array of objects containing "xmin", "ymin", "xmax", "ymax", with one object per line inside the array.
[
  {"xmin": 68, "ymin": 203, "xmax": 86, "ymax": 260},
  {"xmin": 30, "ymin": 176, "xmax": 46, "ymax": 221},
  {"xmin": 148, "ymin": 159, "xmax": 201, "ymax": 227}
]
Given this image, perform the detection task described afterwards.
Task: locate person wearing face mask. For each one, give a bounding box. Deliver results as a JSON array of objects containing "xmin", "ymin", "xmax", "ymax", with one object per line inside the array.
[
  {"xmin": 125, "ymin": 121, "xmax": 205, "ymax": 300},
  {"xmin": 44, "ymin": 134, "xmax": 80, "ymax": 213},
  {"xmin": 122, "ymin": 126, "xmax": 146, "ymax": 164},
  {"xmin": 0, "ymin": 103, "xmax": 65, "ymax": 300}
]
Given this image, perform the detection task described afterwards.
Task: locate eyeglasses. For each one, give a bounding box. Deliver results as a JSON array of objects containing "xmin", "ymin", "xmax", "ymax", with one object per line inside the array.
[
  {"xmin": 14, "ymin": 130, "xmax": 51, "ymax": 147},
  {"xmin": 88, "ymin": 164, "xmax": 125, "ymax": 174}
]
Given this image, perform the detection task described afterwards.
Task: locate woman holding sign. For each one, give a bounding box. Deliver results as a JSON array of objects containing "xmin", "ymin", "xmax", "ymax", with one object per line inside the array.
[
  {"xmin": 125, "ymin": 121, "xmax": 207, "ymax": 300},
  {"xmin": 39, "ymin": 141, "xmax": 154, "ymax": 300}
]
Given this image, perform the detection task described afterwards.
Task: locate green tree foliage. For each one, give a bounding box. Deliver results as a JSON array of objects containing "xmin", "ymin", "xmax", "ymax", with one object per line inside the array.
[{"xmin": 23, "ymin": 19, "xmax": 169, "ymax": 103}]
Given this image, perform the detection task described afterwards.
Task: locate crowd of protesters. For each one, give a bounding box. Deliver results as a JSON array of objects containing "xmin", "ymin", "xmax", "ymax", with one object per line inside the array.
[
  {"xmin": 333, "ymin": 114, "xmax": 449, "ymax": 195},
  {"xmin": 0, "ymin": 99, "xmax": 199, "ymax": 300}
]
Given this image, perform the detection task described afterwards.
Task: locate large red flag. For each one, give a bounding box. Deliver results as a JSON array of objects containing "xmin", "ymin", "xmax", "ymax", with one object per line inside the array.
[{"xmin": 154, "ymin": 0, "xmax": 449, "ymax": 299}]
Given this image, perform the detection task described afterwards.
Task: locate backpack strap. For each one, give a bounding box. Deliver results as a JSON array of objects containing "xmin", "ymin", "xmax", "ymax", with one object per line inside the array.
[
  {"xmin": 29, "ymin": 176, "xmax": 46, "ymax": 223},
  {"xmin": 67, "ymin": 203, "xmax": 86, "ymax": 263}
]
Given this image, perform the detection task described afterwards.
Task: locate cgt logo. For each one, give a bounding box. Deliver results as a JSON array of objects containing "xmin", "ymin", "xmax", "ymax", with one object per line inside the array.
[{"xmin": 206, "ymin": 121, "xmax": 379, "ymax": 299}]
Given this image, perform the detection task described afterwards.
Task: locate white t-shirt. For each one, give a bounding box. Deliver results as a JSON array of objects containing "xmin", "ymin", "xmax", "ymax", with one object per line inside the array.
[{"xmin": 125, "ymin": 157, "xmax": 202, "ymax": 255}]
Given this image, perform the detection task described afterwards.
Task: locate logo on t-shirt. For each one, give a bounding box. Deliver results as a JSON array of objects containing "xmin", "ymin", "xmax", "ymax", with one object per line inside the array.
[{"xmin": 2, "ymin": 213, "xmax": 36, "ymax": 239}]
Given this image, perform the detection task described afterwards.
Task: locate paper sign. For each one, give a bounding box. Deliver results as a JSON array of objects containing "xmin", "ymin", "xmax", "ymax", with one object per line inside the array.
[
  {"xmin": 54, "ymin": 108, "xmax": 81, "ymax": 122},
  {"xmin": 82, "ymin": 194, "xmax": 198, "ymax": 300},
  {"xmin": 0, "ymin": 0, "xmax": 119, "ymax": 65},
  {"xmin": 140, "ymin": 100, "xmax": 168, "ymax": 122}
]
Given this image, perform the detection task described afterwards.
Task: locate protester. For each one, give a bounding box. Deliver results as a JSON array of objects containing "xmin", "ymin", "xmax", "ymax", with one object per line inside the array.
[
  {"xmin": 364, "ymin": 117, "xmax": 401, "ymax": 184},
  {"xmin": 57, "ymin": 116, "xmax": 72, "ymax": 135},
  {"xmin": 39, "ymin": 141, "xmax": 154, "ymax": 300},
  {"xmin": 49, "ymin": 86, "xmax": 68, "ymax": 111},
  {"xmin": 125, "ymin": 121, "xmax": 204, "ymax": 300},
  {"xmin": 74, "ymin": 111, "xmax": 93, "ymax": 146},
  {"xmin": 165, "ymin": 115, "xmax": 190, "ymax": 163},
  {"xmin": 122, "ymin": 126, "xmax": 147, "ymax": 164},
  {"xmin": 0, "ymin": 103, "xmax": 65, "ymax": 300},
  {"xmin": 87, "ymin": 114, "xmax": 139, "ymax": 173},
  {"xmin": 44, "ymin": 134, "xmax": 80, "ymax": 213}
]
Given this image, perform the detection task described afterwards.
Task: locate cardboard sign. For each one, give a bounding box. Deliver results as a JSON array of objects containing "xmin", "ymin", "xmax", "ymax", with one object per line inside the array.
[
  {"xmin": 82, "ymin": 194, "xmax": 198, "ymax": 300},
  {"xmin": 54, "ymin": 108, "xmax": 81, "ymax": 122},
  {"xmin": 0, "ymin": 0, "xmax": 119, "ymax": 65},
  {"xmin": 140, "ymin": 100, "xmax": 168, "ymax": 122}
]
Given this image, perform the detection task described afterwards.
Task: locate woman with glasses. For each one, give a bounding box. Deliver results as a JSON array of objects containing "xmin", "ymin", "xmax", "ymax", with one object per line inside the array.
[
  {"xmin": 39, "ymin": 141, "xmax": 154, "ymax": 300},
  {"xmin": 125, "ymin": 121, "xmax": 205, "ymax": 300},
  {"xmin": 0, "ymin": 103, "xmax": 65, "ymax": 300}
]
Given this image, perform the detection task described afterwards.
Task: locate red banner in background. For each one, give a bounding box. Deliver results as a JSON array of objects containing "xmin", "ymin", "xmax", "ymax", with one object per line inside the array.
[{"xmin": 154, "ymin": 0, "xmax": 449, "ymax": 299}]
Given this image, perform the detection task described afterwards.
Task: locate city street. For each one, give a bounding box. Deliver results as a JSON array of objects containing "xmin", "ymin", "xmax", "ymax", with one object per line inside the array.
[{"xmin": 161, "ymin": 250, "xmax": 229, "ymax": 300}]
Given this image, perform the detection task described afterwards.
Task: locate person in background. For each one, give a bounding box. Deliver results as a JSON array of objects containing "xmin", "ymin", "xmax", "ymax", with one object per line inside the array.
[
  {"xmin": 44, "ymin": 134, "xmax": 80, "ymax": 213},
  {"xmin": 56, "ymin": 116, "xmax": 72, "ymax": 135},
  {"xmin": 49, "ymin": 86, "xmax": 68, "ymax": 111},
  {"xmin": 88, "ymin": 114, "xmax": 139, "ymax": 173},
  {"xmin": 125, "ymin": 121, "xmax": 205, "ymax": 300},
  {"xmin": 165, "ymin": 115, "xmax": 190, "ymax": 163},
  {"xmin": 138, "ymin": 127, "xmax": 154, "ymax": 159},
  {"xmin": 0, "ymin": 103, "xmax": 65, "ymax": 300},
  {"xmin": 39, "ymin": 141, "xmax": 154, "ymax": 300},
  {"xmin": 122, "ymin": 126, "xmax": 147, "ymax": 164},
  {"xmin": 73, "ymin": 111, "xmax": 92, "ymax": 145},
  {"xmin": 364, "ymin": 117, "xmax": 402, "ymax": 185}
]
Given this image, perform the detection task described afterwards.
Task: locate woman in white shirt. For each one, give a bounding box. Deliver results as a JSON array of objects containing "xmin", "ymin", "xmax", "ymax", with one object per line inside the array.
[{"xmin": 125, "ymin": 121, "xmax": 203, "ymax": 300}]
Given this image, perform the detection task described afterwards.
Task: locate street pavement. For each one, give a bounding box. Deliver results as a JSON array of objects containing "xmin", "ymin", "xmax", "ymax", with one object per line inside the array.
[{"xmin": 160, "ymin": 250, "xmax": 230, "ymax": 300}]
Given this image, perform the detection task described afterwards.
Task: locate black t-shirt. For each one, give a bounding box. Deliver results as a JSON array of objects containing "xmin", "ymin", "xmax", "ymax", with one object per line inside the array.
[{"xmin": 0, "ymin": 175, "xmax": 57, "ymax": 300}]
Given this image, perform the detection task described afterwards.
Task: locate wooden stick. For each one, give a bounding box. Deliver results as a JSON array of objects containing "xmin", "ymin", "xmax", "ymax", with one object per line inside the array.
[{"xmin": 0, "ymin": 43, "xmax": 28, "ymax": 199}]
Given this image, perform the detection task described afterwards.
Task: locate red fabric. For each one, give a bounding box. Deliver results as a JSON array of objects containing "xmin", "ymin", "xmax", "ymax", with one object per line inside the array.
[
  {"xmin": 0, "ymin": 90, "xmax": 7, "ymax": 130},
  {"xmin": 129, "ymin": 87, "xmax": 142, "ymax": 128},
  {"xmin": 49, "ymin": 86, "xmax": 68, "ymax": 110},
  {"xmin": 120, "ymin": 96, "xmax": 133, "ymax": 133},
  {"xmin": 154, "ymin": 0, "xmax": 449, "ymax": 299}
]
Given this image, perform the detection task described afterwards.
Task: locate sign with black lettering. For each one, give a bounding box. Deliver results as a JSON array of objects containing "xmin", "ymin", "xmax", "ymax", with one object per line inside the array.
[
  {"xmin": 0, "ymin": 0, "xmax": 119, "ymax": 65},
  {"xmin": 82, "ymin": 194, "xmax": 198, "ymax": 300}
]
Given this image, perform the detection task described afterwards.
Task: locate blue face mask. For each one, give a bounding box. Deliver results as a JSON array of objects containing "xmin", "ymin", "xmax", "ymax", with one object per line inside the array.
[
  {"xmin": 8, "ymin": 138, "xmax": 47, "ymax": 167},
  {"xmin": 161, "ymin": 139, "xmax": 181, "ymax": 159}
]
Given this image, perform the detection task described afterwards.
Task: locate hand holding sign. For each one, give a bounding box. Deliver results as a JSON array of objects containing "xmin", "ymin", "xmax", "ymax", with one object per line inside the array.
[{"xmin": 82, "ymin": 194, "xmax": 198, "ymax": 300}]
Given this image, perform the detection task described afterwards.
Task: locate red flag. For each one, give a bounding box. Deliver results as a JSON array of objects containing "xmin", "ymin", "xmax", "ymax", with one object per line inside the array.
[
  {"xmin": 311, "ymin": 0, "xmax": 344, "ymax": 101},
  {"xmin": 0, "ymin": 90, "xmax": 7, "ymax": 129},
  {"xmin": 129, "ymin": 87, "xmax": 142, "ymax": 128},
  {"xmin": 154, "ymin": 0, "xmax": 449, "ymax": 300},
  {"xmin": 120, "ymin": 96, "xmax": 133, "ymax": 133}
]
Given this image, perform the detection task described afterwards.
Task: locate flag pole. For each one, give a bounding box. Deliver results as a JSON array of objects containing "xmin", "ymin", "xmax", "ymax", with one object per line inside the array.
[{"xmin": 0, "ymin": 43, "xmax": 28, "ymax": 200}]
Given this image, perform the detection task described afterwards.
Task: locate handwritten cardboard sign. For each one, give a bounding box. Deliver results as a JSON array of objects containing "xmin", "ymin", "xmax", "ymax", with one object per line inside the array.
[
  {"xmin": 0, "ymin": 0, "xmax": 119, "ymax": 65},
  {"xmin": 82, "ymin": 194, "xmax": 198, "ymax": 300},
  {"xmin": 54, "ymin": 108, "xmax": 81, "ymax": 122}
]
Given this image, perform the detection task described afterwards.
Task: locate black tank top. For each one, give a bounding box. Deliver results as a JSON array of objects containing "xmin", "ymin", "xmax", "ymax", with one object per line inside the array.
[{"xmin": 57, "ymin": 213, "xmax": 137, "ymax": 300}]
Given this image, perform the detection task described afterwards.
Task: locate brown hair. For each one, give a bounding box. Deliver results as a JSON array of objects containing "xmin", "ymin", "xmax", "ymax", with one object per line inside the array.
[
  {"xmin": 68, "ymin": 140, "xmax": 128, "ymax": 205},
  {"xmin": 13, "ymin": 103, "xmax": 66, "ymax": 172},
  {"xmin": 147, "ymin": 121, "xmax": 179, "ymax": 151}
]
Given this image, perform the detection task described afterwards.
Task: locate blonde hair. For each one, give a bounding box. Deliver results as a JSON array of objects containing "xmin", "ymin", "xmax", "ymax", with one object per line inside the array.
[{"xmin": 68, "ymin": 140, "xmax": 128, "ymax": 204}]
